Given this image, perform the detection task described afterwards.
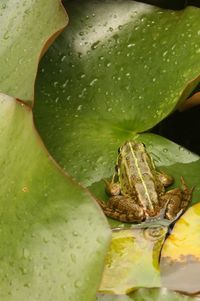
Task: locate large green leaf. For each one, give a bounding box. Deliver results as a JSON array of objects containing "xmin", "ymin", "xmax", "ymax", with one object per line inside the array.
[
  {"xmin": 34, "ymin": 0, "xmax": 200, "ymax": 186},
  {"xmin": 0, "ymin": 94, "xmax": 110, "ymax": 300},
  {"xmin": 0, "ymin": 0, "xmax": 67, "ymax": 102}
]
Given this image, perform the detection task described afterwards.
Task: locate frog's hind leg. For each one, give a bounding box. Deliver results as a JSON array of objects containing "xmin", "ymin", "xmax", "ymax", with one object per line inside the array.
[
  {"xmin": 160, "ymin": 188, "xmax": 182, "ymax": 220},
  {"xmin": 160, "ymin": 177, "xmax": 193, "ymax": 220},
  {"xmin": 97, "ymin": 196, "xmax": 145, "ymax": 223}
]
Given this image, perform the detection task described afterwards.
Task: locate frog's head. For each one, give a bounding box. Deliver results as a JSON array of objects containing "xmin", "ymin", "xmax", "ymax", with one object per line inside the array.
[{"xmin": 120, "ymin": 141, "xmax": 146, "ymax": 154}]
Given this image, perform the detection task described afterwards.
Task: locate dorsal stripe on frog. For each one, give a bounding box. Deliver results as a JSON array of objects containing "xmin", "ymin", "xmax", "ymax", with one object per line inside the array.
[{"xmin": 128, "ymin": 142, "xmax": 155, "ymax": 212}]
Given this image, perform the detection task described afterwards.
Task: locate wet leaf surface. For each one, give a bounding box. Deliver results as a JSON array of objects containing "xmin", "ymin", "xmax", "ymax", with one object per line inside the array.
[
  {"xmin": 0, "ymin": 0, "xmax": 67, "ymax": 102},
  {"xmin": 99, "ymin": 227, "xmax": 167, "ymax": 294},
  {"xmin": 34, "ymin": 0, "xmax": 200, "ymax": 186},
  {"xmin": 0, "ymin": 94, "xmax": 110, "ymax": 300},
  {"xmin": 160, "ymin": 203, "xmax": 200, "ymax": 294}
]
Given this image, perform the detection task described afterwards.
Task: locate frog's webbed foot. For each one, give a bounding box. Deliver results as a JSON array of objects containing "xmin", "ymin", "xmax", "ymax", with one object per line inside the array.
[{"xmin": 97, "ymin": 196, "xmax": 145, "ymax": 223}]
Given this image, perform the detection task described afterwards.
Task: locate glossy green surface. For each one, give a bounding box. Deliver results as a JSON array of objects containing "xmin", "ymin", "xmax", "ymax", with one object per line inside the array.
[
  {"xmin": 0, "ymin": 0, "xmax": 67, "ymax": 102},
  {"xmin": 34, "ymin": 0, "xmax": 200, "ymax": 186},
  {"xmin": 0, "ymin": 94, "xmax": 110, "ymax": 300}
]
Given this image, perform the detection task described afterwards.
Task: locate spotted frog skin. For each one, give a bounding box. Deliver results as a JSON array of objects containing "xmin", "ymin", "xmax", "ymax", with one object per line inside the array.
[{"xmin": 98, "ymin": 141, "xmax": 192, "ymax": 223}]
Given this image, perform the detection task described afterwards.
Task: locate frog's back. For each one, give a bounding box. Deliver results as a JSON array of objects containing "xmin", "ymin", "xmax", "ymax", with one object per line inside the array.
[{"xmin": 118, "ymin": 141, "xmax": 164, "ymax": 213}]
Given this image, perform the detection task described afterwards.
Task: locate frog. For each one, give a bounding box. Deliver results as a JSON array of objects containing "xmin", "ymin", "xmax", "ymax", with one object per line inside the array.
[{"xmin": 97, "ymin": 141, "xmax": 193, "ymax": 223}]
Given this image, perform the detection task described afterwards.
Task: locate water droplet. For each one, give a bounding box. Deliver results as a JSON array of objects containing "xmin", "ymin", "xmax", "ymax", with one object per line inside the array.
[
  {"xmin": 3, "ymin": 31, "xmax": 9, "ymax": 40},
  {"xmin": 43, "ymin": 237, "xmax": 49, "ymax": 243},
  {"xmin": 77, "ymin": 105, "xmax": 82, "ymax": 111},
  {"xmin": 91, "ymin": 40, "xmax": 100, "ymax": 50},
  {"xmin": 70, "ymin": 253, "xmax": 76, "ymax": 263},
  {"xmin": 80, "ymin": 73, "xmax": 86, "ymax": 79},
  {"xmin": 163, "ymin": 50, "xmax": 168, "ymax": 57},
  {"xmin": 24, "ymin": 282, "xmax": 31, "ymax": 288},
  {"xmin": 61, "ymin": 284, "xmax": 67, "ymax": 291},
  {"xmin": 20, "ymin": 267, "xmax": 27, "ymax": 275},
  {"xmin": 62, "ymin": 79, "xmax": 69, "ymax": 88},
  {"xmin": 23, "ymin": 248, "xmax": 30, "ymax": 259},
  {"xmin": 74, "ymin": 280, "xmax": 81, "ymax": 288},
  {"xmin": 127, "ymin": 43, "xmax": 135, "ymax": 48},
  {"xmin": 61, "ymin": 55, "xmax": 66, "ymax": 62},
  {"xmin": 72, "ymin": 231, "xmax": 78, "ymax": 237},
  {"xmin": 89, "ymin": 78, "xmax": 98, "ymax": 86}
]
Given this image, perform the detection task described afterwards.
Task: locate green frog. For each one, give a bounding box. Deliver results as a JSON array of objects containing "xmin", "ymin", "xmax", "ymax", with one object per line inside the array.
[{"xmin": 98, "ymin": 141, "xmax": 192, "ymax": 223}]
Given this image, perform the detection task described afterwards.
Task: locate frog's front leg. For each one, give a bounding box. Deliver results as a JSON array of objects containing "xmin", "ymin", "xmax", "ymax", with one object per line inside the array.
[
  {"xmin": 160, "ymin": 177, "xmax": 193, "ymax": 220},
  {"xmin": 104, "ymin": 174, "xmax": 121, "ymax": 196},
  {"xmin": 97, "ymin": 195, "xmax": 145, "ymax": 223},
  {"xmin": 157, "ymin": 170, "xmax": 174, "ymax": 187}
]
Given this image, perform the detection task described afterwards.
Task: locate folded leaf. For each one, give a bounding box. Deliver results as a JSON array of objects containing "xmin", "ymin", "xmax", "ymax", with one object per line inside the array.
[
  {"xmin": 0, "ymin": 94, "xmax": 110, "ymax": 301},
  {"xmin": 160, "ymin": 203, "xmax": 200, "ymax": 294},
  {"xmin": 0, "ymin": 0, "xmax": 68, "ymax": 102}
]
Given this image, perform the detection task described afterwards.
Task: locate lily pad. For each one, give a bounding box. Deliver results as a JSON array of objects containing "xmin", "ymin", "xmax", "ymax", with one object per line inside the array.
[
  {"xmin": 34, "ymin": 0, "xmax": 200, "ymax": 187},
  {"xmin": 0, "ymin": 94, "xmax": 110, "ymax": 300},
  {"xmin": 160, "ymin": 203, "xmax": 200, "ymax": 294},
  {"xmin": 99, "ymin": 227, "xmax": 167, "ymax": 294},
  {"xmin": 0, "ymin": 0, "xmax": 67, "ymax": 102}
]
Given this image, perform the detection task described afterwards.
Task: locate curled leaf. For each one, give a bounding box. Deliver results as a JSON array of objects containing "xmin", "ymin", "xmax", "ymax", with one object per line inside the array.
[
  {"xmin": 161, "ymin": 203, "xmax": 200, "ymax": 294},
  {"xmin": 0, "ymin": 0, "xmax": 68, "ymax": 102}
]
